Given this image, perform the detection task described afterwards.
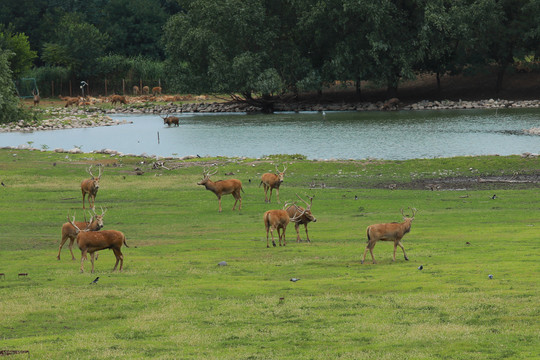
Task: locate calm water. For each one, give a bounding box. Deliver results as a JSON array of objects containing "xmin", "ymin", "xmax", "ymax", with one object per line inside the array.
[{"xmin": 1, "ymin": 108, "xmax": 539, "ymax": 160}]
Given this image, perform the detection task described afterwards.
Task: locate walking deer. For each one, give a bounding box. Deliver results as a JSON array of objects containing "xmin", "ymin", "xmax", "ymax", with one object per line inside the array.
[
  {"xmin": 260, "ymin": 165, "xmax": 287, "ymax": 203},
  {"xmin": 81, "ymin": 165, "xmax": 103, "ymax": 210},
  {"xmin": 362, "ymin": 208, "xmax": 417, "ymax": 264},
  {"xmin": 58, "ymin": 208, "xmax": 106, "ymax": 260},
  {"xmin": 285, "ymin": 194, "xmax": 317, "ymax": 243},
  {"xmin": 67, "ymin": 214, "xmax": 128, "ymax": 273},
  {"xmin": 197, "ymin": 167, "xmax": 243, "ymax": 212},
  {"xmin": 161, "ymin": 114, "xmax": 179, "ymax": 127}
]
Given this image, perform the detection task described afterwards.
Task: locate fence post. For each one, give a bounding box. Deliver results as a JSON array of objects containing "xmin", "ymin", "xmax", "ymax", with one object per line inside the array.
[
  {"xmin": 105, "ymin": 79, "xmax": 108, "ymax": 96},
  {"xmin": 122, "ymin": 79, "xmax": 125, "ymax": 95},
  {"xmin": 51, "ymin": 81, "xmax": 54, "ymax": 98},
  {"xmin": 69, "ymin": 80, "xmax": 72, "ymax": 97}
]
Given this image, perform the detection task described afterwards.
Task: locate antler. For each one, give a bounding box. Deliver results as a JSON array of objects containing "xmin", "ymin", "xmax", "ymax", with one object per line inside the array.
[
  {"xmin": 67, "ymin": 213, "xmax": 81, "ymax": 232},
  {"xmin": 87, "ymin": 165, "xmax": 95, "ymax": 178},
  {"xmin": 203, "ymin": 166, "xmax": 219, "ymax": 178},
  {"xmin": 400, "ymin": 207, "xmax": 417, "ymax": 218},
  {"xmin": 296, "ymin": 193, "xmax": 313, "ymax": 210},
  {"xmin": 275, "ymin": 164, "xmax": 287, "ymax": 173},
  {"xmin": 284, "ymin": 201, "xmax": 306, "ymax": 222}
]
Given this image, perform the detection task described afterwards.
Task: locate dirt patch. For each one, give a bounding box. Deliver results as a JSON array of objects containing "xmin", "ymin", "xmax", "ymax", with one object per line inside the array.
[{"xmin": 383, "ymin": 174, "xmax": 540, "ymax": 191}]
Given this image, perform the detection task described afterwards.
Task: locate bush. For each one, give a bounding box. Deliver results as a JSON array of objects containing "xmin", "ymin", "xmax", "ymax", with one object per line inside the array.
[{"xmin": 0, "ymin": 49, "xmax": 29, "ymax": 124}]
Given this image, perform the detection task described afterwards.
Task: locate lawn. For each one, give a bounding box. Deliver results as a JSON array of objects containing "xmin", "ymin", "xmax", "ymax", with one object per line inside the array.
[{"xmin": 0, "ymin": 149, "xmax": 538, "ymax": 359}]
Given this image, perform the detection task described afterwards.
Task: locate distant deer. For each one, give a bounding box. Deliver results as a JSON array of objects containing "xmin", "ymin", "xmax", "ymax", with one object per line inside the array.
[
  {"xmin": 161, "ymin": 114, "xmax": 179, "ymax": 127},
  {"xmin": 58, "ymin": 208, "xmax": 106, "ymax": 260},
  {"xmin": 197, "ymin": 166, "xmax": 243, "ymax": 212},
  {"xmin": 142, "ymin": 86, "xmax": 149, "ymax": 95},
  {"xmin": 260, "ymin": 164, "xmax": 287, "ymax": 203},
  {"xmin": 67, "ymin": 214, "xmax": 128, "ymax": 273},
  {"xmin": 81, "ymin": 165, "xmax": 103, "ymax": 210},
  {"xmin": 152, "ymin": 86, "xmax": 162, "ymax": 96},
  {"xmin": 285, "ymin": 194, "xmax": 317, "ymax": 243},
  {"xmin": 109, "ymin": 94, "xmax": 127, "ymax": 106},
  {"xmin": 133, "ymin": 85, "xmax": 140, "ymax": 95},
  {"xmin": 32, "ymin": 88, "xmax": 40, "ymax": 106},
  {"xmin": 362, "ymin": 208, "xmax": 417, "ymax": 264}
]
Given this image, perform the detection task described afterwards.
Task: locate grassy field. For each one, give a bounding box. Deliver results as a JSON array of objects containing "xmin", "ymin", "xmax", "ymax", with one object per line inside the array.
[{"xmin": 0, "ymin": 149, "xmax": 538, "ymax": 359}]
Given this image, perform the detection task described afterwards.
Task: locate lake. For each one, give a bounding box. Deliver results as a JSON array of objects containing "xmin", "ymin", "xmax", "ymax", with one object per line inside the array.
[{"xmin": 1, "ymin": 108, "xmax": 539, "ymax": 160}]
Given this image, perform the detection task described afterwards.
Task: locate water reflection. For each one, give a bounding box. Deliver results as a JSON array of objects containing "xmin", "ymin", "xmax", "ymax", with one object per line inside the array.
[{"xmin": 0, "ymin": 108, "xmax": 538, "ymax": 160}]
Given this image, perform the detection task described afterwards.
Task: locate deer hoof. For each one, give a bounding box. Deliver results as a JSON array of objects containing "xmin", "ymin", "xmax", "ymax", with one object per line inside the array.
[
  {"xmin": 272, "ymin": 241, "xmax": 276, "ymax": 247},
  {"xmin": 405, "ymin": 257, "xmax": 409, "ymax": 261}
]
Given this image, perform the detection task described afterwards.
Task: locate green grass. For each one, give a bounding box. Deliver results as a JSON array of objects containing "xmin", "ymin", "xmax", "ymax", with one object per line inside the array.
[{"xmin": 0, "ymin": 149, "xmax": 538, "ymax": 359}]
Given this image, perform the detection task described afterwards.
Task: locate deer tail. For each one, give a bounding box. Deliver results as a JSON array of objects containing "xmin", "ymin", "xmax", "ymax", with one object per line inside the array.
[
  {"xmin": 123, "ymin": 235, "xmax": 129, "ymax": 248},
  {"xmin": 366, "ymin": 227, "xmax": 371, "ymax": 243}
]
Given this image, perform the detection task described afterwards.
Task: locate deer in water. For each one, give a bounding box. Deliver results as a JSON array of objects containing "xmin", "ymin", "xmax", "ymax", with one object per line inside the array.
[
  {"xmin": 81, "ymin": 165, "xmax": 103, "ymax": 210},
  {"xmin": 263, "ymin": 202, "xmax": 305, "ymax": 248},
  {"xmin": 285, "ymin": 194, "xmax": 317, "ymax": 243},
  {"xmin": 67, "ymin": 214, "xmax": 128, "ymax": 273},
  {"xmin": 161, "ymin": 113, "xmax": 179, "ymax": 127},
  {"xmin": 260, "ymin": 164, "xmax": 287, "ymax": 203},
  {"xmin": 362, "ymin": 208, "xmax": 417, "ymax": 264},
  {"xmin": 58, "ymin": 208, "xmax": 106, "ymax": 260},
  {"xmin": 197, "ymin": 166, "xmax": 243, "ymax": 212}
]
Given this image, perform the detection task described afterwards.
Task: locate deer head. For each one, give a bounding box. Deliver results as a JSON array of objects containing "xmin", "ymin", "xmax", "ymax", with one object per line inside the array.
[{"xmin": 197, "ymin": 166, "xmax": 218, "ymax": 186}]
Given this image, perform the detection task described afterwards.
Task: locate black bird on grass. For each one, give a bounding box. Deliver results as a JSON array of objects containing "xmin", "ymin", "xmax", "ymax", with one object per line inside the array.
[
  {"xmin": 90, "ymin": 277, "xmax": 99, "ymax": 284},
  {"xmin": 418, "ymin": 265, "xmax": 423, "ymax": 270}
]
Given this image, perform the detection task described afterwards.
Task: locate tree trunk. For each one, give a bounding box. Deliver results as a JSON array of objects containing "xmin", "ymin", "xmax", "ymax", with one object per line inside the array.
[{"xmin": 436, "ymin": 71, "xmax": 441, "ymax": 94}]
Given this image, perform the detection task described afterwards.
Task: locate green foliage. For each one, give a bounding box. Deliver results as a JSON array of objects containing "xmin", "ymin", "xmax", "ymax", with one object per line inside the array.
[
  {"xmin": 0, "ymin": 25, "xmax": 37, "ymax": 78},
  {"xmin": 0, "ymin": 49, "xmax": 25, "ymax": 123}
]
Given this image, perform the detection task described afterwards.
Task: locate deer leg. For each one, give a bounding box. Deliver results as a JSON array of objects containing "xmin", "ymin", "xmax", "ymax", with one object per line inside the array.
[
  {"xmin": 90, "ymin": 195, "xmax": 95, "ymax": 211},
  {"xmin": 90, "ymin": 252, "xmax": 96, "ymax": 273},
  {"xmin": 397, "ymin": 241, "xmax": 409, "ymax": 261},
  {"xmin": 58, "ymin": 235, "xmax": 69, "ymax": 260},
  {"xmin": 304, "ymin": 223, "xmax": 310, "ymax": 243},
  {"xmin": 112, "ymin": 248, "xmax": 123, "ymax": 271},
  {"xmin": 266, "ymin": 226, "xmax": 270, "ymax": 248},
  {"xmin": 270, "ymin": 227, "xmax": 277, "ymax": 247},
  {"xmin": 268, "ymin": 188, "xmax": 273, "ymax": 203},
  {"xmin": 295, "ymin": 223, "xmax": 301, "ymax": 242},
  {"xmin": 276, "ymin": 188, "xmax": 280, "ymax": 203},
  {"xmin": 282, "ymin": 227, "xmax": 286, "ymax": 246},
  {"xmin": 218, "ymin": 196, "xmax": 222, "ymax": 212},
  {"xmin": 82, "ymin": 192, "xmax": 87, "ymax": 209},
  {"xmin": 68, "ymin": 239, "xmax": 76, "ymax": 261},
  {"xmin": 80, "ymin": 250, "xmax": 88, "ymax": 273}
]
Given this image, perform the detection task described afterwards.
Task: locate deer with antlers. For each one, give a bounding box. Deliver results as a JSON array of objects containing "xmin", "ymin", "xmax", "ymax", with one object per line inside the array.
[
  {"xmin": 362, "ymin": 208, "xmax": 417, "ymax": 264},
  {"xmin": 197, "ymin": 167, "xmax": 243, "ymax": 212},
  {"xmin": 81, "ymin": 165, "xmax": 103, "ymax": 210},
  {"xmin": 161, "ymin": 113, "xmax": 180, "ymax": 127},
  {"xmin": 58, "ymin": 208, "xmax": 107, "ymax": 260},
  {"xmin": 260, "ymin": 165, "xmax": 287, "ymax": 203},
  {"xmin": 263, "ymin": 202, "xmax": 305, "ymax": 248},
  {"xmin": 285, "ymin": 194, "xmax": 317, "ymax": 243},
  {"xmin": 67, "ymin": 214, "xmax": 128, "ymax": 273}
]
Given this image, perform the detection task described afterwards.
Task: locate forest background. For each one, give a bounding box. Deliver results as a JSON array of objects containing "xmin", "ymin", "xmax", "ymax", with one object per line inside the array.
[{"xmin": 0, "ymin": 0, "xmax": 539, "ymax": 120}]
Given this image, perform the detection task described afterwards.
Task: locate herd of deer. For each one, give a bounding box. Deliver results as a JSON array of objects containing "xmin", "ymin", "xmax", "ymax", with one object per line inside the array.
[{"xmin": 57, "ymin": 163, "xmax": 416, "ymax": 273}]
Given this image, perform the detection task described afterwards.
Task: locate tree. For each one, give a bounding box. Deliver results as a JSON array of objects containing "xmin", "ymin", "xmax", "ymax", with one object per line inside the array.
[
  {"xmin": 0, "ymin": 25, "xmax": 37, "ymax": 78},
  {"xmin": 0, "ymin": 49, "xmax": 25, "ymax": 123}
]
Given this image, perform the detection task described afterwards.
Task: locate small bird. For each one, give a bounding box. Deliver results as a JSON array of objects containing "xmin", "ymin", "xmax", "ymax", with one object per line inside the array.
[
  {"xmin": 217, "ymin": 261, "xmax": 227, "ymax": 266},
  {"xmin": 354, "ymin": 195, "xmax": 358, "ymax": 200},
  {"xmin": 488, "ymin": 274, "xmax": 493, "ymax": 279},
  {"xmin": 90, "ymin": 277, "xmax": 99, "ymax": 284},
  {"xmin": 1, "ymin": 181, "xmax": 5, "ymax": 187},
  {"xmin": 466, "ymin": 241, "xmax": 471, "ymax": 245},
  {"xmin": 492, "ymin": 194, "xmax": 497, "ymax": 199},
  {"xmin": 418, "ymin": 265, "xmax": 423, "ymax": 270},
  {"xmin": 290, "ymin": 278, "xmax": 300, "ymax": 282}
]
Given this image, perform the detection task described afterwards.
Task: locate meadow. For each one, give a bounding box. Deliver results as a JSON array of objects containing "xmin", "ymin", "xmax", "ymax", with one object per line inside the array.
[{"xmin": 0, "ymin": 149, "xmax": 538, "ymax": 359}]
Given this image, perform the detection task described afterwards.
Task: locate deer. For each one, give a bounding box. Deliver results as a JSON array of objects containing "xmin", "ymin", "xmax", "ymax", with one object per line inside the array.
[
  {"xmin": 109, "ymin": 94, "xmax": 128, "ymax": 106},
  {"xmin": 58, "ymin": 208, "xmax": 106, "ymax": 260},
  {"xmin": 285, "ymin": 194, "xmax": 317, "ymax": 243},
  {"xmin": 32, "ymin": 88, "xmax": 40, "ymax": 106},
  {"xmin": 264, "ymin": 202, "xmax": 306, "ymax": 248},
  {"xmin": 362, "ymin": 208, "xmax": 417, "ymax": 264},
  {"xmin": 382, "ymin": 97, "xmax": 400, "ymax": 110},
  {"xmin": 133, "ymin": 85, "xmax": 140, "ymax": 95},
  {"xmin": 142, "ymin": 86, "xmax": 149, "ymax": 95},
  {"xmin": 260, "ymin": 164, "xmax": 287, "ymax": 203},
  {"xmin": 197, "ymin": 166, "xmax": 243, "ymax": 212},
  {"xmin": 81, "ymin": 165, "xmax": 103, "ymax": 210},
  {"xmin": 161, "ymin": 114, "xmax": 180, "ymax": 127},
  {"xmin": 152, "ymin": 86, "xmax": 162, "ymax": 96},
  {"xmin": 67, "ymin": 214, "xmax": 128, "ymax": 273}
]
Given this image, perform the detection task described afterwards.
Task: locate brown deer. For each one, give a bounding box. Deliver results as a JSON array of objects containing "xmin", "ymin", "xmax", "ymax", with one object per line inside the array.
[
  {"xmin": 197, "ymin": 167, "xmax": 243, "ymax": 212},
  {"xmin": 109, "ymin": 94, "xmax": 128, "ymax": 106},
  {"xmin": 152, "ymin": 86, "xmax": 162, "ymax": 96},
  {"xmin": 81, "ymin": 165, "xmax": 103, "ymax": 210},
  {"xmin": 362, "ymin": 208, "xmax": 417, "ymax": 264},
  {"xmin": 285, "ymin": 194, "xmax": 317, "ymax": 243},
  {"xmin": 67, "ymin": 214, "xmax": 128, "ymax": 273},
  {"xmin": 382, "ymin": 97, "xmax": 400, "ymax": 110},
  {"xmin": 32, "ymin": 89, "xmax": 40, "ymax": 106},
  {"xmin": 260, "ymin": 164, "xmax": 287, "ymax": 203},
  {"xmin": 161, "ymin": 114, "xmax": 180, "ymax": 127},
  {"xmin": 142, "ymin": 86, "xmax": 150, "ymax": 95},
  {"xmin": 133, "ymin": 85, "xmax": 140, "ymax": 95},
  {"xmin": 58, "ymin": 208, "xmax": 106, "ymax": 260},
  {"xmin": 263, "ymin": 202, "xmax": 305, "ymax": 248}
]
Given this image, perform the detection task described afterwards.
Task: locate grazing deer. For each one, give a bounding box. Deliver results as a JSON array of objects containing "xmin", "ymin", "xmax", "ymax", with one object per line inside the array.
[
  {"xmin": 382, "ymin": 97, "xmax": 400, "ymax": 110},
  {"xmin": 197, "ymin": 167, "xmax": 243, "ymax": 212},
  {"xmin": 260, "ymin": 165, "xmax": 287, "ymax": 203},
  {"xmin": 81, "ymin": 165, "xmax": 103, "ymax": 210},
  {"xmin": 133, "ymin": 85, "xmax": 140, "ymax": 95},
  {"xmin": 58, "ymin": 208, "xmax": 106, "ymax": 260},
  {"xmin": 152, "ymin": 86, "xmax": 162, "ymax": 96},
  {"xmin": 67, "ymin": 214, "xmax": 128, "ymax": 273},
  {"xmin": 32, "ymin": 89, "xmax": 40, "ymax": 106},
  {"xmin": 285, "ymin": 194, "xmax": 317, "ymax": 243},
  {"xmin": 109, "ymin": 94, "xmax": 127, "ymax": 105},
  {"xmin": 362, "ymin": 208, "xmax": 417, "ymax": 264},
  {"xmin": 161, "ymin": 114, "xmax": 180, "ymax": 127},
  {"xmin": 142, "ymin": 86, "xmax": 149, "ymax": 95}
]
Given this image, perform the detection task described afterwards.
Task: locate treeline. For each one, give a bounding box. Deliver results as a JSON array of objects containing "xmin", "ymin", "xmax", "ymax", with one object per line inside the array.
[{"xmin": 0, "ymin": 0, "xmax": 539, "ymax": 101}]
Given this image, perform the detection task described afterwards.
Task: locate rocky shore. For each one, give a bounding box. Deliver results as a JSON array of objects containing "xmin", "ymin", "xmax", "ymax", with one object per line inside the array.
[{"xmin": 1, "ymin": 98, "xmax": 539, "ymax": 133}]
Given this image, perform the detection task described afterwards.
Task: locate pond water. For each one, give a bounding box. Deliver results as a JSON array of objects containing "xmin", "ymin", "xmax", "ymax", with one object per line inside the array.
[{"xmin": 1, "ymin": 108, "xmax": 539, "ymax": 160}]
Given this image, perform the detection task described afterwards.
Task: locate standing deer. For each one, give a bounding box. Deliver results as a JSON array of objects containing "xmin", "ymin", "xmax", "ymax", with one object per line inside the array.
[
  {"xmin": 260, "ymin": 165, "xmax": 287, "ymax": 203},
  {"xmin": 362, "ymin": 208, "xmax": 417, "ymax": 264},
  {"xmin": 32, "ymin": 88, "xmax": 40, "ymax": 106},
  {"xmin": 161, "ymin": 114, "xmax": 180, "ymax": 127},
  {"xmin": 67, "ymin": 214, "xmax": 128, "ymax": 273},
  {"xmin": 264, "ymin": 202, "xmax": 305, "ymax": 248},
  {"xmin": 57, "ymin": 208, "xmax": 106, "ymax": 260},
  {"xmin": 152, "ymin": 86, "xmax": 162, "ymax": 96},
  {"xmin": 197, "ymin": 167, "xmax": 243, "ymax": 212},
  {"xmin": 133, "ymin": 85, "xmax": 140, "ymax": 95},
  {"xmin": 285, "ymin": 194, "xmax": 317, "ymax": 243},
  {"xmin": 81, "ymin": 165, "xmax": 103, "ymax": 210}
]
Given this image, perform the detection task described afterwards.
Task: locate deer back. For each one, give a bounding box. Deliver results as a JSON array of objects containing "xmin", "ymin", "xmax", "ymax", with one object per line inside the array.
[
  {"xmin": 264, "ymin": 209, "xmax": 290, "ymax": 229},
  {"xmin": 77, "ymin": 230, "xmax": 125, "ymax": 252}
]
